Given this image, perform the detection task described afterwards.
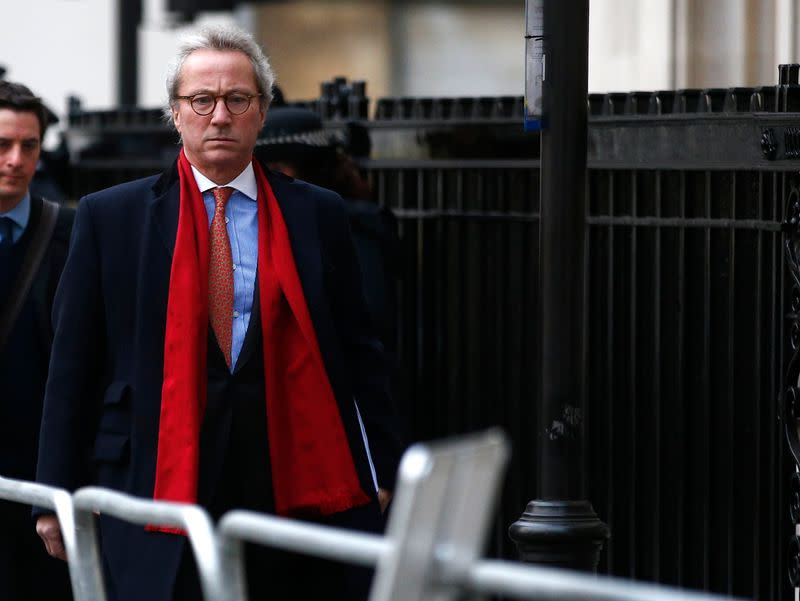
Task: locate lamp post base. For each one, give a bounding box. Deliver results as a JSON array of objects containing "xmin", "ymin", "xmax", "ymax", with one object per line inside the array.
[{"xmin": 509, "ymin": 500, "xmax": 610, "ymax": 572}]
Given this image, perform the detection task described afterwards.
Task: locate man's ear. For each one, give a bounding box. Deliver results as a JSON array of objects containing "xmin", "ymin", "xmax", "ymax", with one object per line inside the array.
[{"xmin": 172, "ymin": 105, "xmax": 182, "ymax": 134}]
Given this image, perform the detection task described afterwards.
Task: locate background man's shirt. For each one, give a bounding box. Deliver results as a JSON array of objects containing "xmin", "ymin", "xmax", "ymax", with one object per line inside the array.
[{"xmin": 0, "ymin": 192, "xmax": 31, "ymax": 244}]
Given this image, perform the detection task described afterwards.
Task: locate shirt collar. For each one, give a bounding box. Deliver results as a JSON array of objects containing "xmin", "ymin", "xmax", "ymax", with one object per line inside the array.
[
  {"xmin": 190, "ymin": 162, "xmax": 257, "ymax": 200},
  {"xmin": 0, "ymin": 192, "xmax": 31, "ymax": 231}
]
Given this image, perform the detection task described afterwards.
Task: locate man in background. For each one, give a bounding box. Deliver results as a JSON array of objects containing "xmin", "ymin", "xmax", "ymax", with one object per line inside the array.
[
  {"xmin": 0, "ymin": 80, "xmax": 73, "ymax": 601},
  {"xmin": 254, "ymin": 106, "xmax": 402, "ymax": 350}
]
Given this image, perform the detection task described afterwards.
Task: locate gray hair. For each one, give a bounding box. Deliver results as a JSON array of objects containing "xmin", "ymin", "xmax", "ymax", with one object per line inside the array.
[{"xmin": 163, "ymin": 25, "xmax": 275, "ymax": 124}]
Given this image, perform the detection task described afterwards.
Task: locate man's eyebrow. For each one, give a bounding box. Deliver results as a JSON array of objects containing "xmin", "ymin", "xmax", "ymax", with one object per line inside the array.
[{"xmin": 183, "ymin": 88, "xmax": 256, "ymax": 95}]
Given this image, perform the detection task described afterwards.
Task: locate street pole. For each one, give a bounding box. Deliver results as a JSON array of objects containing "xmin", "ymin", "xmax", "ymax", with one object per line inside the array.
[
  {"xmin": 118, "ymin": 0, "xmax": 142, "ymax": 106},
  {"xmin": 509, "ymin": 0, "xmax": 610, "ymax": 571}
]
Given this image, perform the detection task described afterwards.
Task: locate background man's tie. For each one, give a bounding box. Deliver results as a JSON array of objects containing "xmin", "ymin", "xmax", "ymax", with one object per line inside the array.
[
  {"xmin": 0, "ymin": 217, "xmax": 13, "ymax": 248},
  {"xmin": 209, "ymin": 186, "xmax": 235, "ymax": 367}
]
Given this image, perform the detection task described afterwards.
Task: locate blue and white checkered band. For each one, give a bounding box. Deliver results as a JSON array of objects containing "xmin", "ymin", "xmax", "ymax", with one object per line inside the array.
[{"xmin": 255, "ymin": 129, "xmax": 337, "ymax": 148}]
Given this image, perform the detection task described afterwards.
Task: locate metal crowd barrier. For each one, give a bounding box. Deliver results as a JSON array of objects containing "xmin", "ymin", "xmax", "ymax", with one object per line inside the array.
[
  {"xmin": 0, "ymin": 430, "xmax": 750, "ymax": 601},
  {"xmin": 0, "ymin": 476, "xmax": 82, "ymax": 599},
  {"xmin": 70, "ymin": 488, "xmax": 221, "ymax": 601}
]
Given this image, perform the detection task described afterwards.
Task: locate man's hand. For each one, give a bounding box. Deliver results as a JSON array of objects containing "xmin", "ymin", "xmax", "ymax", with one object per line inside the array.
[
  {"xmin": 378, "ymin": 487, "xmax": 392, "ymax": 514},
  {"xmin": 36, "ymin": 514, "xmax": 66, "ymax": 561}
]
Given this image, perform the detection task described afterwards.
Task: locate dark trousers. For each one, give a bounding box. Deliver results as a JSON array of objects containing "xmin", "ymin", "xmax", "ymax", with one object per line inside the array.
[
  {"xmin": 0, "ymin": 500, "xmax": 73, "ymax": 601},
  {"xmin": 171, "ymin": 329, "xmax": 383, "ymax": 601},
  {"xmin": 174, "ymin": 411, "xmax": 383, "ymax": 601}
]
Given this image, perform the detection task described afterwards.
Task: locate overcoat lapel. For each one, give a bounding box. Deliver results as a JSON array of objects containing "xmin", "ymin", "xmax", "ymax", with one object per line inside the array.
[
  {"xmin": 148, "ymin": 161, "xmax": 181, "ymax": 258},
  {"xmin": 235, "ymin": 172, "xmax": 327, "ymax": 372},
  {"xmin": 266, "ymin": 172, "xmax": 326, "ymax": 336},
  {"xmin": 265, "ymin": 171, "xmax": 353, "ymax": 409}
]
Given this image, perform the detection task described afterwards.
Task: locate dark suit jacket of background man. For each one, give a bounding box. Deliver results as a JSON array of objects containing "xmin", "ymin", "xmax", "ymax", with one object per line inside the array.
[
  {"xmin": 0, "ymin": 195, "xmax": 74, "ymax": 599},
  {"xmin": 35, "ymin": 161, "xmax": 404, "ymax": 601}
]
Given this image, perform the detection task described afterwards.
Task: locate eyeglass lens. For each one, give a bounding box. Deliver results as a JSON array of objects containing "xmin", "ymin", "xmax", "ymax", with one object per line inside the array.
[{"xmin": 191, "ymin": 94, "xmax": 252, "ymax": 115}]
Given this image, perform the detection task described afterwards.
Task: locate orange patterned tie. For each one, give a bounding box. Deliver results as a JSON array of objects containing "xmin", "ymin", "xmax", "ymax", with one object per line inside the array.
[{"xmin": 209, "ymin": 186, "xmax": 234, "ymax": 367}]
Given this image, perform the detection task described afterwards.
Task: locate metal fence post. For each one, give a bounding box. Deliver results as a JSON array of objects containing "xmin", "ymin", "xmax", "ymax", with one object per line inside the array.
[
  {"xmin": 368, "ymin": 429, "xmax": 509, "ymax": 601},
  {"xmin": 0, "ymin": 477, "xmax": 89, "ymax": 601},
  {"xmin": 217, "ymin": 510, "xmax": 388, "ymax": 601},
  {"xmin": 118, "ymin": 0, "xmax": 141, "ymax": 106},
  {"xmin": 71, "ymin": 488, "xmax": 226, "ymax": 601},
  {"xmin": 217, "ymin": 429, "xmax": 510, "ymax": 601},
  {"xmin": 509, "ymin": 0, "xmax": 609, "ymax": 571}
]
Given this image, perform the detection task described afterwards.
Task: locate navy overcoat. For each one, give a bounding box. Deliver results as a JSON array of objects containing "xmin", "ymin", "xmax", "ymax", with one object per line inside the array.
[{"xmin": 36, "ymin": 162, "xmax": 403, "ymax": 601}]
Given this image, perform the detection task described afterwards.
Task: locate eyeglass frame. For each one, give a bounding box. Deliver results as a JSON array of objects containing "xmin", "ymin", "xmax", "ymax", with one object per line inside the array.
[{"xmin": 173, "ymin": 92, "xmax": 263, "ymax": 116}]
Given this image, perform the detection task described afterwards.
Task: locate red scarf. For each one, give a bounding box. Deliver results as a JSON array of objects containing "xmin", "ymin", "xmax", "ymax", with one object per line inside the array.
[{"xmin": 152, "ymin": 150, "xmax": 370, "ymax": 523}]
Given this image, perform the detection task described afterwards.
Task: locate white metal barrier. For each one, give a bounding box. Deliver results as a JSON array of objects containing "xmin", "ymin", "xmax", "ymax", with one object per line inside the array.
[
  {"xmin": 217, "ymin": 428, "xmax": 510, "ymax": 601},
  {"xmin": 70, "ymin": 488, "xmax": 222, "ymax": 601},
  {"xmin": 1, "ymin": 430, "xmax": 751, "ymax": 601},
  {"xmin": 0, "ymin": 476, "xmax": 82, "ymax": 599}
]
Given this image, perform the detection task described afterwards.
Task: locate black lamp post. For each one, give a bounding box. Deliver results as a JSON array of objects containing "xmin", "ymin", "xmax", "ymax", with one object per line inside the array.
[{"xmin": 509, "ymin": 0, "xmax": 610, "ymax": 571}]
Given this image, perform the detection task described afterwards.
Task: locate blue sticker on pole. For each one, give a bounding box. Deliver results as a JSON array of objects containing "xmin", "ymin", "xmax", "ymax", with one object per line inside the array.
[{"xmin": 525, "ymin": 0, "xmax": 544, "ymax": 131}]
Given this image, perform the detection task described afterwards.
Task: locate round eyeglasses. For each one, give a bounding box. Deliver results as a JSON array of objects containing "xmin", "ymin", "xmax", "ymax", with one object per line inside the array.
[{"xmin": 174, "ymin": 92, "xmax": 262, "ymax": 116}]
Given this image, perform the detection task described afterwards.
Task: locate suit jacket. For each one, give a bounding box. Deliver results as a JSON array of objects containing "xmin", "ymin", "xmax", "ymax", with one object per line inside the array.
[
  {"xmin": 36, "ymin": 163, "xmax": 403, "ymax": 601},
  {"xmin": 0, "ymin": 195, "xmax": 73, "ymax": 478}
]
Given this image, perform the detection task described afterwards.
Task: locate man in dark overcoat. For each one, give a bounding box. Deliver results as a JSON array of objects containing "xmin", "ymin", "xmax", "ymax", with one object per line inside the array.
[{"xmin": 35, "ymin": 26, "xmax": 402, "ymax": 601}]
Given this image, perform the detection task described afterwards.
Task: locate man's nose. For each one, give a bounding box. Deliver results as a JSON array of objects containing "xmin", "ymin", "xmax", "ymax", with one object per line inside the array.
[
  {"xmin": 4, "ymin": 144, "xmax": 24, "ymax": 167},
  {"xmin": 209, "ymin": 98, "xmax": 233, "ymax": 125}
]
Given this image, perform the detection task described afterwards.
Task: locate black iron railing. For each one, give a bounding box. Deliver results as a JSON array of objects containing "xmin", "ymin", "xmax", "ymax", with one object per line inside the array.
[{"xmin": 60, "ymin": 76, "xmax": 800, "ymax": 600}]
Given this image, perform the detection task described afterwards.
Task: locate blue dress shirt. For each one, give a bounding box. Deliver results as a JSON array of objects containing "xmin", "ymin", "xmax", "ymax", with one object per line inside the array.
[
  {"xmin": 191, "ymin": 165, "xmax": 258, "ymax": 371},
  {"xmin": 0, "ymin": 192, "xmax": 31, "ymax": 244}
]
